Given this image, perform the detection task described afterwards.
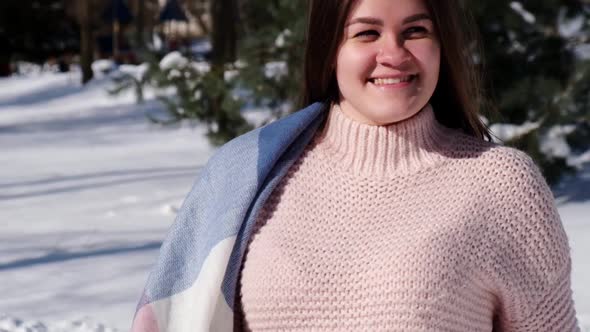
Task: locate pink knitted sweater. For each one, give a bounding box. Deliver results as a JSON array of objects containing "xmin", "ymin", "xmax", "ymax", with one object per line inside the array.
[{"xmin": 237, "ymin": 104, "xmax": 579, "ymax": 331}]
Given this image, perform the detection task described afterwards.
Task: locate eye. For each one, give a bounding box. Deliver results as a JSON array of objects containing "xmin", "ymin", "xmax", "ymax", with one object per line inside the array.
[
  {"xmin": 354, "ymin": 29, "xmax": 380, "ymax": 40},
  {"xmin": 403, "ymin": 26, "xmax": 429, "ymax": 39}
]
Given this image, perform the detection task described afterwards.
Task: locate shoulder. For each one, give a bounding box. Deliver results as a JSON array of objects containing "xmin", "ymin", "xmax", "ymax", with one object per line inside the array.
[
  {"xmin": 458, "ymin": 142, "xmax": 555, "ymax": 215},
  {"xmin": 444, "ymin": 129, "xmax": 546, "ymax": 189},
  {"xmin": 475, "ymin": 144, "xmax": 548, "ymax": 193},
  {"xmin": 445, "ymin": 135, "xmax": 557, "ymax": 219}
]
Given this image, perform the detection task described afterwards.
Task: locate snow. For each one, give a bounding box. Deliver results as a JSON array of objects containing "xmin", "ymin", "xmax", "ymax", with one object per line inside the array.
[
  {"xmin": 263, "ymin": 61, "xmax": 288, "ymax": 81},
  {"xmin": 15, "ymin": 62, "xmax": 57, "ymax": 76},
  {"xmin": 159, "ymin": 51, "xmax": 189, "ymax": 70},
  {"xmin": 158, "ymin": 52, "xmax": 210, "ymax": 76},
  {"xmin": 575, "ymin": 44, "xmax": 590, "ymax": 61},
  {"xmin": 556, "ymin": 7, "xmax": 590, "ymax": 61},
  {"xmin": 509, "ymin": 2, "xmax": 536, "ymax": 24},
  {"xmin": 0, "ymin": 315, "xmax": 117, "ymax": 332},
  {"xmin": 91, "ymin": 60, "xmax": 116, "ymax": 76},
  {"xmin": 490, "ymin": 121, "xmax": 590, "ymax": 169},
  {"xmin": 274, "ymin": 29, "xmax": 292, "ymax": 48},
  {"xmin": 558, "ymin": 9, "xmax": 585, "ymax": 38},
  {"xmin": 540, "ymin": 125, "xmax": 576, "ymax": 159},
  {"xmin": 570, "ymin": 150, "xmax": 590, "ymax": 168},
  {"xmin": 489, "ymin": 121, "xmax": 539, "ymax": 142},
  {"xmin": 0, "ymin": 69, "xmax": 215, "ymax": 331},
  {"xmin": 0, "ymin": 68, "xmax": 589, "ymax": 331},
  {"xmin": 117, "ymin": 63, "xmax": 150, "ymax": 82}
]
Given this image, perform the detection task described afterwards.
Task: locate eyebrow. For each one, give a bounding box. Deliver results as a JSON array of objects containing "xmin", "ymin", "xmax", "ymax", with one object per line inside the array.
[
  {"xmin": 345, "ymin": 13, "xmax": 432, "ymax": 27},
  {"xmin": 403, "ymin": 13, "xmax": 432, "ymax": 24}
]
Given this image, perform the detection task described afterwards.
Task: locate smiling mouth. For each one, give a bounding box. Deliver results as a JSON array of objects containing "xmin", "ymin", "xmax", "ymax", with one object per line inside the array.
[{"xmin": 368, "ymin": 75, "xmax": 417, "ymax": 85}]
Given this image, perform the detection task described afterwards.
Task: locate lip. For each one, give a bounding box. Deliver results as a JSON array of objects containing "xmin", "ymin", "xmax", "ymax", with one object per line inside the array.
[
  {"xmin": 369, "ymin": 73, "xmax": 417, "ymax": 80},
  {"xmin": 368, "ymin": 74, "xmax": 418, "ymax": 88}
]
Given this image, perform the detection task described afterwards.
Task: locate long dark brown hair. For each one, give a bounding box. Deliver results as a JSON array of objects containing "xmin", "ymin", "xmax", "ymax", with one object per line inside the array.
[{"xmin": 301, "ymin": 0, "xmax": 492, "ymax": 140}]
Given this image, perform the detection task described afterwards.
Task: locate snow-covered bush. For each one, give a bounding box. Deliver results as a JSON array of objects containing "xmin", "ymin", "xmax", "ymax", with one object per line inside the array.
[{"xmin": 109, "ymin": 51, "xmax": 252, "ymax": 146}]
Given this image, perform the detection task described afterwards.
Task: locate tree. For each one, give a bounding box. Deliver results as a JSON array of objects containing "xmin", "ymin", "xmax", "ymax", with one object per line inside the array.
[
  {"xmin": 79, "ymin": 0, "xmax": 94, "ymax": 84},
  {"xmin": 0, "ymin": 0, "xmax": 78, "ymax": 75},
  {"xmin": 113, "ymin": 0, "xmax": 251, "ymax": 145},
  {"xmin": 210, "ymin": 0, "xmax": 238, "ymax": 66},
  {"xmin": 237, "ymin": 0, "xmax": 308, "ymax": 119},
  {"xmin": 471, "ymin": 0, "xmax": 590, "ymax": 184},
  {"xmin": 134, "ymin": 0, "xmax": 146, "ymax": 50},
  {"xmin": 205, "ymin": 0, "xmax": 247, "ymax": 143}
]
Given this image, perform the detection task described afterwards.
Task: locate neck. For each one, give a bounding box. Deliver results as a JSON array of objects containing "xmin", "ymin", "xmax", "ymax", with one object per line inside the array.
[{"xmin": 314, "ymin": 103, "xmax": 454, "ymax": 178}]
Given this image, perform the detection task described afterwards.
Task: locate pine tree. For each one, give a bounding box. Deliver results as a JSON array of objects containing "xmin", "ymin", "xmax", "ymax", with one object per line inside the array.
[
  {"xmin": 237, "ymin": 0, "xmax": 307, "ymax": 120},
  {"xmin": 113, "ymin": 0, "xmax": 253, "ymax": 145},
  {"xmin": 471, "ymin": 0, "xmax": 590, "ymax": 184}
]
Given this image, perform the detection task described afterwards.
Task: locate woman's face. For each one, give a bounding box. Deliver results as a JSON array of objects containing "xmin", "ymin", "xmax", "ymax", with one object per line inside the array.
[{"xmin": 335, "ymin": 0, "xmax": 440, "ymax": 125}]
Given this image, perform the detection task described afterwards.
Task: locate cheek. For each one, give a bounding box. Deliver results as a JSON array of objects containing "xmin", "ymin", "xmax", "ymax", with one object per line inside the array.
[
  {"xmin": 336, "ymin": 45, "xmax": 376, "ymax": 78},
  {"xmin": 411, "ymin": 43, "xmax": 441, "ymax": 78}
]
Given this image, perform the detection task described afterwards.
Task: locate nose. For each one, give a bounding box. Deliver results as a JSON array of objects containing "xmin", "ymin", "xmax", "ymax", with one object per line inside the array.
[{"xmin": 375, "ymin": 36, "xmax": 411, "ymax": 67}]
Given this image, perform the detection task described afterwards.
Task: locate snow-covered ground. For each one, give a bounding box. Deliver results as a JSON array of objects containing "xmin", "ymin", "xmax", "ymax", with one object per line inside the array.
[
  {"xmin": 0, "ymin": 70, "xmax": 588, "ymax": 331},
  {"xmin": 0, "ymin": 70, "xmax": 216, "ymax": 331}
]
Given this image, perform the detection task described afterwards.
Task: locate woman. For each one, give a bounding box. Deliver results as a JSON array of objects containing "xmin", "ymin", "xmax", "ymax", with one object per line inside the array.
[{"xmin": 133, "ymin": 0, "xmax": 580, "ymax": 331}]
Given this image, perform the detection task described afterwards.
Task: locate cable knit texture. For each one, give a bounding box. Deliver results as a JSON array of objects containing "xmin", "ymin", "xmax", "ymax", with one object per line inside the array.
[{"xmin": 237, "ymin": 104, "xmax": 579, "ymax": 331}]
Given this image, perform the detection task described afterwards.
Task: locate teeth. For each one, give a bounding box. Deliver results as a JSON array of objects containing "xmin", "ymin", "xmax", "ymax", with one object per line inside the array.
[{"xmin": 372, "ymin": 76, "xmax": 414, "ymax": 85}]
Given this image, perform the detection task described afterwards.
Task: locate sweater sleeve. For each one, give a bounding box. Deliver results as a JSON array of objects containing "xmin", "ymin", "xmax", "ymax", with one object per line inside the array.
[{"xmin": 483, "ymin": 149, "xmax": 579, "ymax": 331}]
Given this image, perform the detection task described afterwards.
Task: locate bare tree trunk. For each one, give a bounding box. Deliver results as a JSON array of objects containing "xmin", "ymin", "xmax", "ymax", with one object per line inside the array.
[
  {"xmin": 80, "ymin": 0, "xmax": 94, "ymax": 84},
  {"xmin": 135, "ymin": 0, "xmax": 145, "ymax": 49},
  {"xmin": 210, "ymin": 0, "xmax": 238, "ymax": 67},
  {"xmin": 0, "ymin": 54, "xmax": 10, "ymax": 77},
  {"xmin": 209, "ymin": 0, "xmax": 239, "ymax": 136}
]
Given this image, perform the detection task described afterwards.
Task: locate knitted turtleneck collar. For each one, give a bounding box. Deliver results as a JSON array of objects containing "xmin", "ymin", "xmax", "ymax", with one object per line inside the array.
[{"xmin": 314, "ymin": 103, "xmax": 454, "ymax": 178}]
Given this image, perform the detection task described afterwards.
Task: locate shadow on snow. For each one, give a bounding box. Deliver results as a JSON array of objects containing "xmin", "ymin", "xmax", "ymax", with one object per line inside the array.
[
  {"xmin": 0, "ymin": 165, "xmax": 203, "ymax": 200},
  {"xmin": 0, "ymin": 100, "xmax": 172, "ymax": 135},
  {"xmin": 0, "ymin": 241, "xmax": 162, "ymax": 271},
  {"xmin": 0, "ymin": 76, "xmax": 110, "ymax": 108}
]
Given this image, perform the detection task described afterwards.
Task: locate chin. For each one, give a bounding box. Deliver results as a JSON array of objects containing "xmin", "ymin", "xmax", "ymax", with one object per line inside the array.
[{"xmin": 368, "ymin": 105, "xmax": 419, "ymax": 125}]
